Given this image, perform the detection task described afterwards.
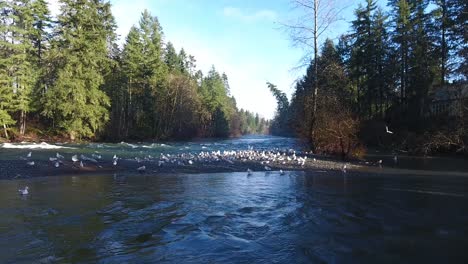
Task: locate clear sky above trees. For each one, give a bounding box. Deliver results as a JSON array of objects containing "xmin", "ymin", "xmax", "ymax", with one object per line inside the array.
[{"xmin": 45, "ymin": 0, "xmax": 387, "ymax": 119}]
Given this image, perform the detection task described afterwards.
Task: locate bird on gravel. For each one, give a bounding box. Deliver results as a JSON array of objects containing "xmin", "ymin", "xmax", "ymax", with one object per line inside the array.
[
  {"xmin": 137, "ymin": 165, "xmax": 146, "ymax": 173},
  {"xmin": 18, "ymin": 186, "xmax": 29, "ymax": 195}
]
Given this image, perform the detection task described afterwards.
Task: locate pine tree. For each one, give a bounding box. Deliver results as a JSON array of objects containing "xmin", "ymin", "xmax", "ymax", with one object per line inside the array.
[
  {"xmin": 164, "ymin": 41, "xmax": 180, "ymax": 72},
  {"xmin": 29, "ymin": 0, "xmax": 52, "ymax": 114},
  {"xmin": 408, "ymin": 0, "xmax": 436, "ymax": 122},
  {"xmin": 349, "ymin": 0, "xmax": 377, "ymax": 118},
  {"xmin": 451, "ymin": 0, "xmax": 467, "ymax": 79},
  {"xmin": 389, "ymin": 0, "xmax": 412, "ymax": 103},
  {"xmin": 0, "ymin": 0, "xmax": 38, "ymax": 137},
  {"xmin": 42, "ymin": 0, "xmax": 115, "ymax": 140},
  {"xmin": 0, "ymin": 1, "xmax": 16, "ymax": 138}
]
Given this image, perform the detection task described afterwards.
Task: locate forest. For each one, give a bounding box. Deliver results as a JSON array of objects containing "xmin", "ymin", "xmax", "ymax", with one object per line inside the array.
[
  {"xmin": 0, "ymin": 0, "xmax": 269, "ymax": 141},
  {"xmin": 269, "ymin": 0, "xmax": 467, "ymax": 157}
]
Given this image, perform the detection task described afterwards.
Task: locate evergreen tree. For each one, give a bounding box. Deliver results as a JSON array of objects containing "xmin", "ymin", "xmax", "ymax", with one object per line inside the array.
[
  {"xmin": 0, "ymin": 0, "xmax": 38, "ymax": 136},
  {"xmin": 389, "ymin": 0, "xmax": 412, "ymax": 103},
  {"xmin": 164, "ymin": 41, "xmax": 180, "ymax": 72},
  {"xmin": 42, "ymin": 0, "xmax": 115, "ymax": 140},
  {"xmin": 407, "ymin": 0, "xmax": 436, "ymax": 123}
]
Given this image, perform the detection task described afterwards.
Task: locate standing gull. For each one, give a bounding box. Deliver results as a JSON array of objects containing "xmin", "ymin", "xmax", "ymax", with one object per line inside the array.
[
  {"xmin": 137, "ymin": 165, "xmax": 146, "ymax": 173},
  {"xmin": 18, "ymin": 186, "xmax": 29, "ymax": 195}
]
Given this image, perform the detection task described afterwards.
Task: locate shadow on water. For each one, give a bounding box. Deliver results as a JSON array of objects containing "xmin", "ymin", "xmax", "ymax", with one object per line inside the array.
[
  {"xmin": 365, "ymin": 151, "xmax": 468, "ymax": 173},
  {"xmin": 1, "ymin": 170, "xmax": 468, "ymax": 263}
]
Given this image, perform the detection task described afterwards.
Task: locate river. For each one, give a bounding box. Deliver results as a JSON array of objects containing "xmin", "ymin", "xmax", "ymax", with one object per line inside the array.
[{"xmin": 1, "ymin": 135, "xmax": 468, "ymax": 263}]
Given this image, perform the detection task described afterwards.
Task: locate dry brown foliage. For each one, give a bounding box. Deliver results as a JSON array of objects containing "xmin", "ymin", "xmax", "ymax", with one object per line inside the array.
[{"xmin": 312, "ymin": 94, "xmax": 365, "ymax": 159}]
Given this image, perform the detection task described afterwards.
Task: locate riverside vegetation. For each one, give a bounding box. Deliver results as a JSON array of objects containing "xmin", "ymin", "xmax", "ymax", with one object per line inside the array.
[
  {"xmin": 0, "ymin": 0, "xmax": 269, "ymax": 142},
  {"xmin": 268, "ymin": 0, "xmax": 467, "ymax": 157}
]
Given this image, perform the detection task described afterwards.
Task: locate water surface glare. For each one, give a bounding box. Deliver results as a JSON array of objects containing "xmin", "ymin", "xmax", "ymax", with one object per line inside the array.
[{"xmin": 1, "ymin": 171, "xmax": 468, "ymax": 263}]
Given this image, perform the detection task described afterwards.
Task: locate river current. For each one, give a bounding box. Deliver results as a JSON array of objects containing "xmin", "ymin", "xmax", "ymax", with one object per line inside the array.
[{"xmin": 1, "ymin": 136, "xmax": 468, "ymax": 263}]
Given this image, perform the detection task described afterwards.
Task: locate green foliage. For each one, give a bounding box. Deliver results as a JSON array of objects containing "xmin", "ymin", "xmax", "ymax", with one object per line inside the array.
[
  {"xmin": 41, "ymin": 0, "xmax": 114, "ymax": 139},
  {"xmin": 102, "ymin": 9, "xmax": 264, "ymax": 140},
  {"xmin": 267, "ymin": 82, "xmax": 290, "ymax": 136},
  {"xmin": 272, "ymin": 0, "xmax": 467, "ymax": 155}
]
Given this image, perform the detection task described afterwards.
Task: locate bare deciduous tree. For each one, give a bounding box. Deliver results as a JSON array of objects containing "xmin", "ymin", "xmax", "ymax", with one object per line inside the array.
[{"xmin": 282, "ymin": 0, "xmax": 349, "ymax": 148}]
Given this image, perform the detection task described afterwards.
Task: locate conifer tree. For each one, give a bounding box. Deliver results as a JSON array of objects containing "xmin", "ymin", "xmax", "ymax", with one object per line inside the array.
[{"xmin": 42, "ymin": 0, "xmax": 115, "ymax": 140}]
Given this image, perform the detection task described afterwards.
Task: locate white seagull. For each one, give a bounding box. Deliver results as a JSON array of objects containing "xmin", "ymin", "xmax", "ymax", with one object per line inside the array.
[
  {"xmin": 26, "ymin": 152, "xmax": 32, "ymax": 158},
  {"xmin": 385, "ymin": 126, "xmax": 393, "ymax": 134},
  {"xmin": 247, "ymin": 168, "xmax": 253, "ymax": 176},
  {"xmin": 18, "ymin": 186, "xmax": 29, "ymax": 195},
  {"xmin": 26, "ymin": 161, "xmax": 35, "ymax": 166},
  {"xmin": 71, "ymin": 154, "xmax": 79, "ymax": 162},
  {"xmin": 137, "ymin": 165, "xmax": 146, "ymax": 173},
  {"xmin": 342, "ymin": 164, "xmax": 347, "ymax": 173}
]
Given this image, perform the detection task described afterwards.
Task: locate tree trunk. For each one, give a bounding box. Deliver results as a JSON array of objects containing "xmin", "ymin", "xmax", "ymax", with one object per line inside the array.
[
  {"xmin": 3, "ymin": 124, "xmax": 8, "ymax": 139},
  {"xmin": 313, "ymin": 0, "xmax": 318, "ymax": 115},
  {"xmin": 440, "ymin": 0, "xmax": 447, "ymax": 84},
  {"xmin": 19, "ymin": 110, "xmax": 26, "ymax": 135},
  {"xmin": 308, "ymin": 0, "xmax": 319, "ymax": 150}
]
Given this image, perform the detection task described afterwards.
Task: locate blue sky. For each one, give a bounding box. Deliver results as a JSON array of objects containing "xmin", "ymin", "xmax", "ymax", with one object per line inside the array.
[{"xmin": 47, "ymin": 0, "xmax": 387, "ymax": 119}]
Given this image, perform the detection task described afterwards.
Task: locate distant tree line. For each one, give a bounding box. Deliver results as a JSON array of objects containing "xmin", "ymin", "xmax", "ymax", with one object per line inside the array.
[
  {"xmin": 0, "ymin": 0, "xmax": 269, "ymax": 141},
  {"xmin": 270, "ymin": 0, "xmax": 467, "ymax": 156}
]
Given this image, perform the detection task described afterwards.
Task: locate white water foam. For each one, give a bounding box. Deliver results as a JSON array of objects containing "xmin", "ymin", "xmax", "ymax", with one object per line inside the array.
[{"xmin": 1, "ymin": 142, "xmax": 73, "ymax": 149}]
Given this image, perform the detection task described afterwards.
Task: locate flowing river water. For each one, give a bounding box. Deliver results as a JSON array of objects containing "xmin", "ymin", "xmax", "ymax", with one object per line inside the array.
[{"xmin": 1, "ymin": 135, "xmax": 468, "ymax": 263}]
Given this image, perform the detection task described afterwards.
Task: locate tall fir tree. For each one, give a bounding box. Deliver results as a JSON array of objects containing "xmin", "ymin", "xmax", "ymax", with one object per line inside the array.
[{"xmin": 42, "ymin": 0, "xmax": 115, "ymax": 140}]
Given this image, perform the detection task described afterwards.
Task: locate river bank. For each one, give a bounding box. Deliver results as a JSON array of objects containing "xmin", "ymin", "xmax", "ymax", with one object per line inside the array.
[
  {"xmin": 0, "ymin": 154, "xmax": 358, "ymax": 180},
  {"xmin": 2, "ymin": 135, "xmax": 468, "ymax": 180},
  {"xmin": 3, "ymin": 153, "xmax": 468, "ymax": 181}
]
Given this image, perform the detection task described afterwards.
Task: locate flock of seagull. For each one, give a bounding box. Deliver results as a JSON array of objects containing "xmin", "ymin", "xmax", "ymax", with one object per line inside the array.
[
  {"xmin": 17, "ymin": 148, "xmax": 320, "ymax": 195},
  {"xmin": 18, "ymin": 125, "xmax": 397, "ymax": 195},
  {"xmin": 20, "ymin": 149, "xmax": 312, "ymax": 171}
]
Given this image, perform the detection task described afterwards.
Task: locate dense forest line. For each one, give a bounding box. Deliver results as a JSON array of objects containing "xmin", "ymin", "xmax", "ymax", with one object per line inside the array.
[
  {"xmin": 270, "ymin": 0, "xmax": 467, "ymax": 157},
  {"xmin": 0, "ymin": 0, "xmax": 269, "ymax": 142}
]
